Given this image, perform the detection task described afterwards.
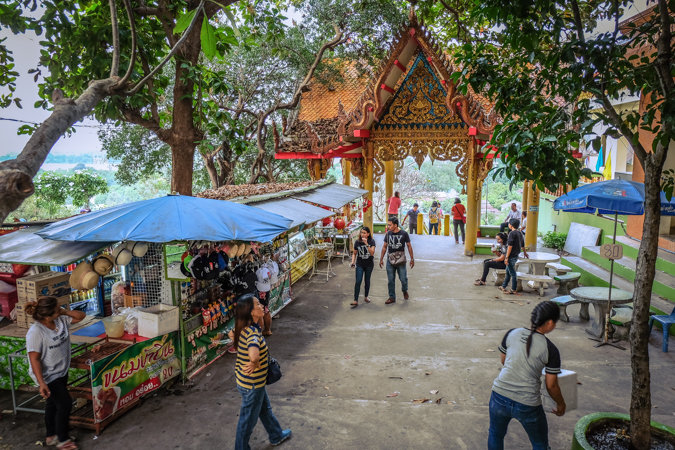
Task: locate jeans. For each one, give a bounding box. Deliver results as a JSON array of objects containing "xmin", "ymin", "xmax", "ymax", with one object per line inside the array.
[
  {"xmin": 488, "ymin": 391, "xmax": 549, "ymax": 450},
  {"xmin": 45, "ymin": 375, "xmax": 72, "ymax": 442},
  {"xmin": 354, "ymin": 265, "xmax": 374, "ymax": 302},
  {"xmin": 235, "ymin": 385, "xmax": 284, "ymax": 450},
  {"xmin": 453, "ymin": 219, "xmax": 465, "ymax": 242},
  {"xmin": 502, "ymin": 257, "xmax": 519, "ymax": 291},
  {"xmin": 409, "ymin": 224, "xmax": 417, "ymax": 235},
  {"xmin": 429, "ymin": 222, "xmax": 439, "ymax": 235},
  {"xmin": 481, "ymin": 259, "xmax": 506, "ymax": 282},
  {"xmin": 386, "ymin": 261, "xmax": 408, "ymax": 299}
]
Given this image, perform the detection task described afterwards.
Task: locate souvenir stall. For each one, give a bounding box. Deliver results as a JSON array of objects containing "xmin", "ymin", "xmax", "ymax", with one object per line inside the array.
[{"xmin": 1, "ymin": 194, "xmax": 292, "ymax": 434}]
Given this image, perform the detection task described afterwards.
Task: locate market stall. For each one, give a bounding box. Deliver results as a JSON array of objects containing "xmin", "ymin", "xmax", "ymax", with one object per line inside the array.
[
  {"xmin": 199, "ymin": 181, "xmax": 369, "ymax": 284},
  {"xmin": 2, "ymin": 194, "xmax": 293, "ymax": 434}
]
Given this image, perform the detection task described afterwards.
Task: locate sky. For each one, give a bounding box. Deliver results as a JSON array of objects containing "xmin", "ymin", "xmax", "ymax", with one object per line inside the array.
[{"xmin": 0, "ymin": 1, "xmax": 651, "ymax": 158}]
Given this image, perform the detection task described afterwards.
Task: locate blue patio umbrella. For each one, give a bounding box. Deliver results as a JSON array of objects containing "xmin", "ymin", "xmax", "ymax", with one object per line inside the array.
[
  {"xmin": 37, "ymin": 195, "xmax": 293, "ymax": 243},
  {"xmin": 553, "ymin": 178, "xmax": 674, "ymax": 349}
]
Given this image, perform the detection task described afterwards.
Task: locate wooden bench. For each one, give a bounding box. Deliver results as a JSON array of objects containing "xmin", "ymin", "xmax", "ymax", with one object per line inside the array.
[
  {"xmin": 492, "ymin": 269, "xmax": 506, "ymax": 286},
  {"xmin": 554, "ymin": 272, "xmax": 581, "ymax": 295},
  {"xmin": 545, "ymin": 263, "xmax": 572, "ymax": 278},
  {"xmin": 552, "ymin": 295, "xmax": 589, "ymax": 322},
  {"xmin": 516, "ymin": 272, "xmax": 554, "ymax": 296}
]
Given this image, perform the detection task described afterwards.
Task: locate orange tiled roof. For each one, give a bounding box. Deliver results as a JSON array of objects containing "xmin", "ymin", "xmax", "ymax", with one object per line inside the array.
[{"xmin": 297, "ymin": 62, "xmax": 370, "ymax": 122}]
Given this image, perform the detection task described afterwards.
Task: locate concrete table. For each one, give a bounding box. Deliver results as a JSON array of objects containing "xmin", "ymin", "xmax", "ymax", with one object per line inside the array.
[
  {"xmin": 516, "ymin": 252, "xmax": 561, "ymax": 276},
  {"xmin": 571, "ymin": 287, "xmax": 633, "ymax": 339}
]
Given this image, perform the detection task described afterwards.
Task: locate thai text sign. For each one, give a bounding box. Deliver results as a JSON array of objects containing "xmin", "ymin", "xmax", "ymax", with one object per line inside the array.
[{"xmin": 91, "ymin": 332, "xmax": 181, "ymax": 422}]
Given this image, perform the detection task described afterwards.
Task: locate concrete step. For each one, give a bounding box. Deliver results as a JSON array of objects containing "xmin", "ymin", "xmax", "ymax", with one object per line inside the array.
[
  {"xmin": 582, "ymin": 246, "xmax": 675, "ymax": 304},
  {"xmin": 561, "ymin": 255, "xmax": 675, "ymax": 316},
  {"xmin": 603, "ymin": 235, "xmax": 675, "ymax": 274}
]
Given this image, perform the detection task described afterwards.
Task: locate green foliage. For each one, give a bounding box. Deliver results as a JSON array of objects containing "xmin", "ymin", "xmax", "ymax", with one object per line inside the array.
[
  {"xmin": 419, "ymin": 160, "xmax": 462, "ymax": 193},
  {"xmin": 33, "ymin": 171, "xmax": 71, "ymax": 217},
  {"xmin": 541, "ymin": 231, "xmax": 567, "ymax": 253},
  {"xmin": 99, "ymin": 123, "xmax": 171, "ymax": 186},
  {"xmin": 69, "ymin": 170, "xmax": 108, "ymax": 207}
]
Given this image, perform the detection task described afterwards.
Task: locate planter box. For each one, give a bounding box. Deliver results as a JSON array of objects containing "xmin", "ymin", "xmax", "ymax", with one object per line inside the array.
[
  {"xmin": 137, "ymin": 304, "xmax": 179, "ymax": 338},
  {"xmin": 572, "ymin": 412, "xmax": 675, "ymax": 450}
]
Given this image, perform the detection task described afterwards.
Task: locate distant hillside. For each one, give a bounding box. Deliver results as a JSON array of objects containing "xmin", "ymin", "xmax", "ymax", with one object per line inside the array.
[{"xmin": 0, "ymin": 153, "xmax": 114, "ymax": 164}]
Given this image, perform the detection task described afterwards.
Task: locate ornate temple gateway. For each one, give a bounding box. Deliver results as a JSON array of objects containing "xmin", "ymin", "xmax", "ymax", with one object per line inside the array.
[{"xmin": 273, "ymin": 10, "xmax": 507, "ymax": 254}]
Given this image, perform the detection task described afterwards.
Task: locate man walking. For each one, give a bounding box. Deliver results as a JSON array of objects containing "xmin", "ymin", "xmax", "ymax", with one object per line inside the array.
[
  {"xmin": 500, "ymin": 203, "xmax": 521, "ymax": 232},
  {"xmin": 500, "ymin": 218, "xmax": 529, "ymax": 294},
  {"xmin": 402, "ymin": 203, "xmax": 420, "ymax": 235},
  {"xmin": 380, "ymin": 218, "xmax": 414, "ymax": 304}
]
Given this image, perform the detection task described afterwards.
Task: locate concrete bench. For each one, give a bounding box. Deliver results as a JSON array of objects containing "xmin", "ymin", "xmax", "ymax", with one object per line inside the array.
[
  {"xmin": 517, "ymin": 272, "xmax": 554, "ymax": 296},
  {"xmin": 554, "ymin": 272, "xmax": 581, "ymax": 295},
  {"xmin": 492, "ymin": 269, "xmax": 506, "ymax": 286},
  {"xmin": 552, "ymin": 295, "xmax": 590, "ymax": 322},
  {"xmin": 545, "ymin": 263, "xmax": 572, "ymax": 278},
  {"xmin": 515, "ymin": 260, "xmax": 531, "ymax": 274},
  {"xmin": 479, "ymin": 225, "xmax": 501, "ymax": 238}
]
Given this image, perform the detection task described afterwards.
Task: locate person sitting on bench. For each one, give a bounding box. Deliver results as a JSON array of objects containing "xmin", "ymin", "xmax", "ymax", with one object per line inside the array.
[
  {"xmin": 475, "ymin": 232, "xmax": 508, "ymax": 286},
  {"xmin": 500, "ymin": 203, "xmax": 521, "ymax": 233}
]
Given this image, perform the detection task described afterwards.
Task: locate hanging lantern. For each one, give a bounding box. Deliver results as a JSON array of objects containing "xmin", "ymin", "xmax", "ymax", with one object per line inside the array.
[{"xmin": 334, "ymin": 217, "xmax": 346, "ymax": 230}]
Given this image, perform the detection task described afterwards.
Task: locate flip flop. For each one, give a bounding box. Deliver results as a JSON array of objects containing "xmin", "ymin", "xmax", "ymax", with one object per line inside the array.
[
  {"xmin": 364, "ymin": 297, "xmax": 371, "ymax": 303},
  {"xmin": 474, "ymin": 281, "xmax": 486, "ymax": 286},
  {"xmin": 350, "ymin": 301, "xmax": 358, "ymax": 307}
]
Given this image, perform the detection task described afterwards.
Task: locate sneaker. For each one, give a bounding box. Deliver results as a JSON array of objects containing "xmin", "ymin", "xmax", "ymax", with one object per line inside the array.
[
  {"xmin": 403, "ymin": 291, "xmax": 409, "ymax": 300},
  {"xmin": 271, "ymin": 429, "xmax": 292, "ymax": 446},
  {"xmin": 227, "ymin": 346, "xmax": 237, "ymax": 354},
  {"xmin": 385, "ymin": 298, "xmax": 396, "ymax": 304}
]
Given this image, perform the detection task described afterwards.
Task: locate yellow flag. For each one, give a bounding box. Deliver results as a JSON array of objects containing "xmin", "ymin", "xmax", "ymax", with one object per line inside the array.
[{"xmin": 603, "ymin": 154, "xmax": 612, "ymax": 180}]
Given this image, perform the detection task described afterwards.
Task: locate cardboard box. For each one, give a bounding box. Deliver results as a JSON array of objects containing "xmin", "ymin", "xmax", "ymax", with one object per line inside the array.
[
  {"xmin": 137, "ymin": 304, "xmax": 179, "ymax": 338},
  {"xmin": 25, "ymin": 272, "xmax": 71, "ymax": 301},
  {"xmin": 124, "ymin": 293, "xmax": 146, "ymax": 308},
  {"xmin": 16, "ymin": 277, "xmax": 28, "ymax": 301},
  {"xmin": 541, "ymin": 369, "xmax": 578, "ymax": 411},
  {"xmin": 15, "ymin": 296, "xmax": 71, "ymax": 329}
]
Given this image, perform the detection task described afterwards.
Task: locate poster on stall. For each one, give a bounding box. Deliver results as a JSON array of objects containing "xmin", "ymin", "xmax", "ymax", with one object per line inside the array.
[
  {"xmin": 184, "ymin": 320, "xmax": 233, "ymax": 377},
  {"xmin": 90, "ymin": 332, "xmax": 181, "ymax": 422}
]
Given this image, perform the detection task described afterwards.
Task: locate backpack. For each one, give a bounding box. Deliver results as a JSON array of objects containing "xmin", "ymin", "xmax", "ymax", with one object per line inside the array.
[{"xmin": 429, "ymin": 207, "xmax": 439, "ymax": 223}]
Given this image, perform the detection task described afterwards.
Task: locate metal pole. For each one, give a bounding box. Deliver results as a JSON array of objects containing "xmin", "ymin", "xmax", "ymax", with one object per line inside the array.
[{"xmin": 603, "ymin": 213, "xmax": 619, "ymax": 342}]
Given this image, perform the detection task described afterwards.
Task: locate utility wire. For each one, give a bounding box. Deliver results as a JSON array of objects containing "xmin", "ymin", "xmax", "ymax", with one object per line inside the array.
[{"xmin": 0, "ymin": 117, "xmax": 102, "ymax": 128}]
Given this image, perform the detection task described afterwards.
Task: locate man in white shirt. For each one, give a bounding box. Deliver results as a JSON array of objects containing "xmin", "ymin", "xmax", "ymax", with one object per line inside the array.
[{"xmin": 500, "ymin": 203, "xmax": 522, "ymax": 232}]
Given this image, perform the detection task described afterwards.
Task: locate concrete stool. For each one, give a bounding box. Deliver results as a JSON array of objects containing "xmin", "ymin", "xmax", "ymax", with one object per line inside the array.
[
  {"xmin": 492, "ymin": 269, "xmax": 506, "ymax": 286},
  {"xmin": 545, "ymin": 263, "xmax": 572, "ymax": 278},
  {"xmin": 610, "ymin": 305, "xmax": 633, "ymax": 341},
  {"xmin": 552, "ymin": 295, "xmax": 580, "ymax": 322},
  {"xmin": 517, "ymin": 272, "xmax": 554, "ymax": 296},
  {"xmin": 554, "ymin": 272, "xmax": 581, "ymax": 295}
]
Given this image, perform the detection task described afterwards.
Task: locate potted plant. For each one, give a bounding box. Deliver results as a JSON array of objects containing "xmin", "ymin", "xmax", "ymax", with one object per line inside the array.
[{"xmin": 450, "ymin": 0, "xmax": 675, "ymax": 447}]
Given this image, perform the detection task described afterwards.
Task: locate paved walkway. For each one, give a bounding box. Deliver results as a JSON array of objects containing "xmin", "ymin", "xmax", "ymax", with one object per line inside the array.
[{"xmin": 3, "ymin": 234, "xmax": 675, "ymax": 449}]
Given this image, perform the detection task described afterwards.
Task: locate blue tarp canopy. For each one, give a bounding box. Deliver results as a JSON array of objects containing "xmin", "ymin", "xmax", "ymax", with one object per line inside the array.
[
  {"xmin": 553, "ymin": 179, "xmax": 675, "ymax": 216},
  {"xmin": 37, "ymin": 195, "xmax": 292, "ymax": 243}
]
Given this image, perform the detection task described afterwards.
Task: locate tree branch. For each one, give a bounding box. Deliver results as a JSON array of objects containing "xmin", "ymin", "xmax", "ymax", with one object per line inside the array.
[
  {"xmin": 568, "ymin": 0, "xmax": 586, "ymax": 44},
  {"xmin": 127, "ymin": 0, "xmax": 206, "ymax": 95},
  {"xmin": 138, "ymin": 50, "xmax": 160, "ymax": 123},
  {"xmin": 120, "ymin": 106, "xmax": 172, "ymax": 143},
  {"xmin": 599, "ymin": 94, "xmax": 648, "ymax": 164},
  {"xmin": 114, "ymin": 0, "xmax": 137, "ymax": 88},
  {"xmin": 109, "ymin": 0, "xmax": 121, "ymax": 77}
]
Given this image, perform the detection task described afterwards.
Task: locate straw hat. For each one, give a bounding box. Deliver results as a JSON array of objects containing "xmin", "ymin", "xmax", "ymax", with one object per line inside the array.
[
  {"xmin": 226, "ymin": 244, "xmax": 238, "ymax": 259},
  {"xmin": 70, "ymin": 262, "xmax": 100, "ymax": 290},
  {"xmin": 112, "ymin": 244, "xmax": 133, "ymax": 265},
  {"xmin": 126, "ymin": 241, "xmax": 149, "ymax": 257},
  {"xmin": 92, "ymin": 254, "xmax": 115, "ymax": 276},
  {"xmin": 236, "ymin": 244, "xmax": 245, "ymax": 257},
  {"xmin": 243, "ymin": 243, "xmax": 251, "ymax": 255}
]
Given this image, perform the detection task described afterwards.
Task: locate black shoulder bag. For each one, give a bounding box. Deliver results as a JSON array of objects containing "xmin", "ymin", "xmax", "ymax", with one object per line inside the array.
[{"xmin": 267, "ymin": 354, "xmax": 282, "ymax": 385}]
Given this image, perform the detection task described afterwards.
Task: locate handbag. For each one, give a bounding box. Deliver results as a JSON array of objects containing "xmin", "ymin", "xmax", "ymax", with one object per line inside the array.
[
  {"xmin": 453, "ymin": 205, "xmax": 467, "ymax": 224},
  {"xmin": 266, "ymin": 354, "xmax": 282, "ymax": 385}
]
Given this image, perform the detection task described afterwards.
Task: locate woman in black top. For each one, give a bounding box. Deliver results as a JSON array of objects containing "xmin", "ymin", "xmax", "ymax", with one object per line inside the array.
[{"xmin": 350, "ymin": 226, "xmax": 376, "ymax": 307}]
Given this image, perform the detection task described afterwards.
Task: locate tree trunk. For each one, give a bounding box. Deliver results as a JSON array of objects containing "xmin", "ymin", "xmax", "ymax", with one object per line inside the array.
[
  {"xmin": 202, "ymin": 152, "xmax": 220, "ymax": 189},
  {"xmin": 629, "ymin": 154, "xmax": 665, "ymax": 449}
]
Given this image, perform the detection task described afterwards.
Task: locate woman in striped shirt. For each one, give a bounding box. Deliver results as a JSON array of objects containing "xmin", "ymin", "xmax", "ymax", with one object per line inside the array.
[{"xmin": 229, "ymin": 294, "xmax": 291, "ymax": 449}]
